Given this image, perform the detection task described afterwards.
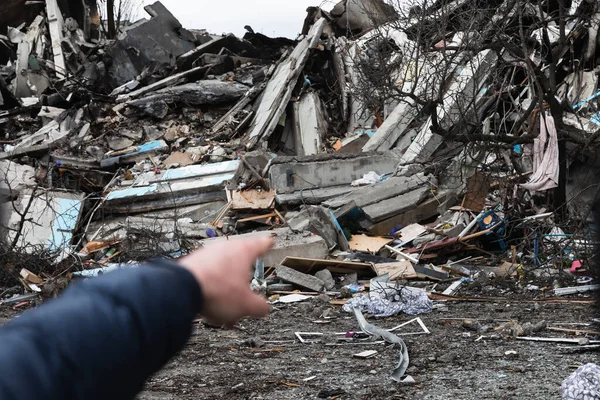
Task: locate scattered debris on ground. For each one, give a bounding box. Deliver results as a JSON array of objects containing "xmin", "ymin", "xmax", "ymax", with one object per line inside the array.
[{"xmin": 0, "ymin": 0, "xmax": 599, "ymax": 398}]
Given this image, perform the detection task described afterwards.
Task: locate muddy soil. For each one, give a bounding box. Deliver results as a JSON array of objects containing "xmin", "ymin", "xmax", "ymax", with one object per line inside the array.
[{"xmin": 138, "ymin": 296, "xmax": 597, "ymax": 400}]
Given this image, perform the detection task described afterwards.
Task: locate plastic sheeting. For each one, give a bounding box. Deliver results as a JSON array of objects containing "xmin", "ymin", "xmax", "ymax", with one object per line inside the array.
[
  {"xmin": 342, "ymin": 281, "xmax": 432, "ymax": 317},
  {"xmin": 561, "ymin": 363, "xmax": 600, "ymax": 400}
]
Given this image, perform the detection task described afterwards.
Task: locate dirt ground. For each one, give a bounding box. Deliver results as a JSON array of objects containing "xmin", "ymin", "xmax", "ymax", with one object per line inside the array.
[{"xmin": 137, "ymin": 295, "xmax": 597, "ymax": 400}]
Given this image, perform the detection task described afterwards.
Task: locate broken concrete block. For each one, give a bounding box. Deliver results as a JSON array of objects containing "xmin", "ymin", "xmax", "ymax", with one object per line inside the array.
[
  {"xmin": 0, "ymin": 161, "xmax": 36, "ymax": 193},
  {"xmin": 245, "ymin": 18, "xmax": 327, "ymax": 149},
  {"xmin": 362, "ymin": 185, "xmax": 431, "ymax": 223},
  {"xmin": 286, "ymin": 206, "xmax": 339, "ymax": 249},
  {"xmin": 2, "ymin": 190, "xmax": 84, "ymax": 252},
  {"xmin": 101, "ymin": 140, "xmax": 169, "ymax": 168},
  {"xmin": 143, "ymin": 125, "xmax": 164, "ymax": 141},
  {"xmin": 126, "ymin": 81, "xmax": 249, "ymax": 118},
  {"xmin": 315, "ymin": 269, "xmax": 335, "ymax": 290},
  {"xmin": 119, "ymin": 129, "xmax": 143, "ymax": 141},
  {"xmin": 103, "ymin": 160, "xmax": 240, "ymax": 213},
  {"xmin": 107, "ymin": 1, "xmax": 196, "ymax": 86},
  {"xmin": 109, "ymin": 137, "xmax": 134, "ymax": 151},
  {"xmin": 266, "ymin": 231, "xmax": 329, "ymax": 267},
  {"xmin": 367, "ymin": 190, "xmax": 457, "ymax": 236},
  {"xmin": 269, "ymin": 152, "xmax": 400, "ymax": 194},
  {"xmin": 324, "ymin": 173, "xmax": 429, "ymax": 209},
  {"xmin": 292, "ymin": 92, "xmax": 328, "ymax": 156},
  {"xmin": 342, "ymin": 272, "xmax": 358, "ymax": 285},
  {"xmin": 275, "ymin": 186, "xmax": 356, "ymax": 206},
  {"xmin": 276, "ymin": 265, "xmax": 325, "ymax": 292},
  {"xmin": 401, "ymin": 50, "xmax": 497, "ymax": 164},
  {"xmin": 190, "ymin": 228, "xmax": 329, "ymax": 267},
  {"xmin": 330, "ymin": 0, "xmax": 397, "ymax": 36}
]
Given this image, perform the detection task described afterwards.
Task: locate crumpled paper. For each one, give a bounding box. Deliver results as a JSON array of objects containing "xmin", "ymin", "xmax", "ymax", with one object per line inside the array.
[
  {"xmin": 561, "ymin": 363, "xmax": 600, "ymax": 400},
  {"xmin": 342, "ymin": 286, "xmax": 432, "ymax": 317}
]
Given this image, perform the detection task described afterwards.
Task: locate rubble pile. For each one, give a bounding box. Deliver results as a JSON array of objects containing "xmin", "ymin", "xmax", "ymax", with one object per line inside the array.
[{"xmin": 0, "ymin": 0, "xmax": 600, "ymax": 384}]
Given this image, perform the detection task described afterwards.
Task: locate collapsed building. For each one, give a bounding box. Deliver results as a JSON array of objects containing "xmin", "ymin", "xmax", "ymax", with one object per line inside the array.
[
  {"xmin": 0, "ymin": 0, "xmax": 600, "ymax": 380},
  {"xmin": 0, "ymin": 0, "xmax": 600, "ymax": 379}
]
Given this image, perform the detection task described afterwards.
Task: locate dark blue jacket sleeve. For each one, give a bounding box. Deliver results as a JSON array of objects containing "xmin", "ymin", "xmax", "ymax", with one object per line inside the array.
[{"xmin": 0, "ymin": 258, "xmax": 203, "ymax": 400}]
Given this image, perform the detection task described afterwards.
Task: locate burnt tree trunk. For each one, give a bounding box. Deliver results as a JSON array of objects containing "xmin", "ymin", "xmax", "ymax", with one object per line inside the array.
[
  {"xmin": 107, "ymin": 0, "xmax": 116, "ymax": 39},
  {"xmin": 553, "ymin": 140, "xmax": 568, "ymax": 222}
]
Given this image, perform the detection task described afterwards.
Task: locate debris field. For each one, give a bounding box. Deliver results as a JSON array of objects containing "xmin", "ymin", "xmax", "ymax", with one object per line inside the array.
[{"xmin": 0, "ymin": 0, "xmax": 599, "ymax": 398}]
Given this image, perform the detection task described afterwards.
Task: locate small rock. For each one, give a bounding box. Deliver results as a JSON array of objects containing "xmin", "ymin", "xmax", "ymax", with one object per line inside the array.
[
  {"xmin": 342, "ymin": 272, "xmax": 358, "ymax": 285},
  {"xmin": 462, "ymin": 319, "xmax": 484, "ymax": 332},
  {"xmin": 85, "ymin": 145, "xmax": 105, "ymax": 159},
  {"xmin": 401, "ymin": 376, "xmax": 416, "ymax": 385},
  {"xmin": 119, "ymin": 129, "xmax": 143, "ymax": 141},
  {"xmin": 314, "ymin": 294, "xmax": 331, "ymax": 303},
  {"xmin": 315, "ymin": 269, "xmax": 335, "ymax": 290},
  {"xmin": 578, "ymin": 338, "xmax": 591, "ymax": 346},
  {"xmin": 339, "ymin": 287, "xmax": 352, "ymax": 298},
  {"xmin": 209, "ymin": 146, "xmax": 227, "ymax": 163},
  {"xmin": 437, "ymin": 353, "xmax": 456, "ymax": 363},
  {"xmin": 245, "ymin": 337, "xmax": 265, "ymax": 348},
  {"xmin": 109, "ymin": 137, "xmax": 134, "ymax": 151},
  {"xmin": 322, "ymin": 308, "xmax": 339, "ymax": 319},
  {"xmin": 143, "ymin": 125, "xmax": 163, "ymax": 141}
]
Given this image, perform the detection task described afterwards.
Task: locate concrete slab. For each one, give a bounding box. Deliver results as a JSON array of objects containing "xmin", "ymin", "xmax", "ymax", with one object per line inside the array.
[
  {"xmin": 103, "ymin": 160, "xmax": 239, "ymax": 213},
  {"xmin": 324, "ymin": 173, "xmax": 428, "ymax": 209},
  {"xmin": 275, "ymin": 265, "xmax": 325, "ymax": 292},
  {"xmin": 3, "ymin": 190, "xmax": 84, "ymax": 252},
  {"xmin": 245, "ymin": 18, "xmax": 326, "ymax": 149},
  {"xmin": 275, "ymin": 186, "xmax": 356, "ymax": 206},
  {"xmin": 269, "ymin": 152, "xmax": 400, "ymax": 194},
  {"xmin": 362, "ymin": 185, "xmax": 431, "ymax": 223},
  {"xmin": 106, "ymin": 1, "xmax": 196, "ymax": 86},
  {"xmin": 293, "ymin": 92, "xmax": 328, "ymax": 156}
]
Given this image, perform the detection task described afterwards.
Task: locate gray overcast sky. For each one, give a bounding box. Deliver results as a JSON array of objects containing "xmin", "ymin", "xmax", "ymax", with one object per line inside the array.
[{"xmin": 144, "ymin": 0, "xmax": 336, "ymax": 39}]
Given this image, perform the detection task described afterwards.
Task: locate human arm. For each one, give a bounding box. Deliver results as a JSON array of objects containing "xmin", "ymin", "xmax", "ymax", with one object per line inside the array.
[{"xmin": 0, "ymin": 236, "xmax": 273, "ymax": 400}]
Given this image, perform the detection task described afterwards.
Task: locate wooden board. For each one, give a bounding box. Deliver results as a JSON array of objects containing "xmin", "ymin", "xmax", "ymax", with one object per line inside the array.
[
  {"xmin": 163, "ymin": 151, "xmax": 198, "ymax": 167},
  {"xmin": 462, "ymin": 172, "xmax": 490, "ymax": 212},
  {"xmin": 229, "ymin": 189, "xmax": 276, "ymax": 210},
  {"xmin": 20, "ymin": 268, "xmax": 43, "ymax": 285},
  {"xmin": 396, "ymin": 223, "xmax": 427, "ymax": 245},
  {"xmin": 281, "ymin": 256, "xmax": 375, "ymax": 277},
  {"xmin": 349, "ymin": 235, "xmax": 393, "ymax": 253},
  {"xmin": 372, "ymin": 261, "xmax": 418, "ymax": 280}
]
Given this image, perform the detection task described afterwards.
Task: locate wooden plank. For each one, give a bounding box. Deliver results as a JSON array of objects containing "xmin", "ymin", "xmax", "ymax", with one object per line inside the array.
[
  {"xmin": 395, "ymin": 223, "xmax": 427, "ymax": 245},
  {"xmin": 548, "ymin": 327, "xmax": 600, "ymax": 336},
  {"xmin": 372, "ymin": 261, "xmax": 417, "ymax": 280},
  {"xmin": 281, "ymin": 256, "xmax": 375, "ymax": 277},
  {"xmin": 20, "ymin": 268, "xmax": 43, "ymax": 285},
  {"xmin": 349, "ymin": 235, "xmax": 393, "ymax": 253},
  {"xmin": 516, "ymin": 337, "xmax": 600, "ymax": 344},
  {"xmin": 230, "ymin": 189, "xmax": 275, "ymax": 210},
  {"xmin": 240, "ymin": 156, "xmax": 270, "ymax": 190},
  {"xmin": 237, "ymin": 212, "xmax": 278, "ymax": 223},
  {"xmin": 462, "ymin": 172, "xmax": 490, "ymax": 212},
  {"xmin": 46, "ymin": 0, "xmax": 67, "ymax": 74},
  {"xmin": 428, "ymin": 293, "xmax": 595, "ymax": 304}
]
